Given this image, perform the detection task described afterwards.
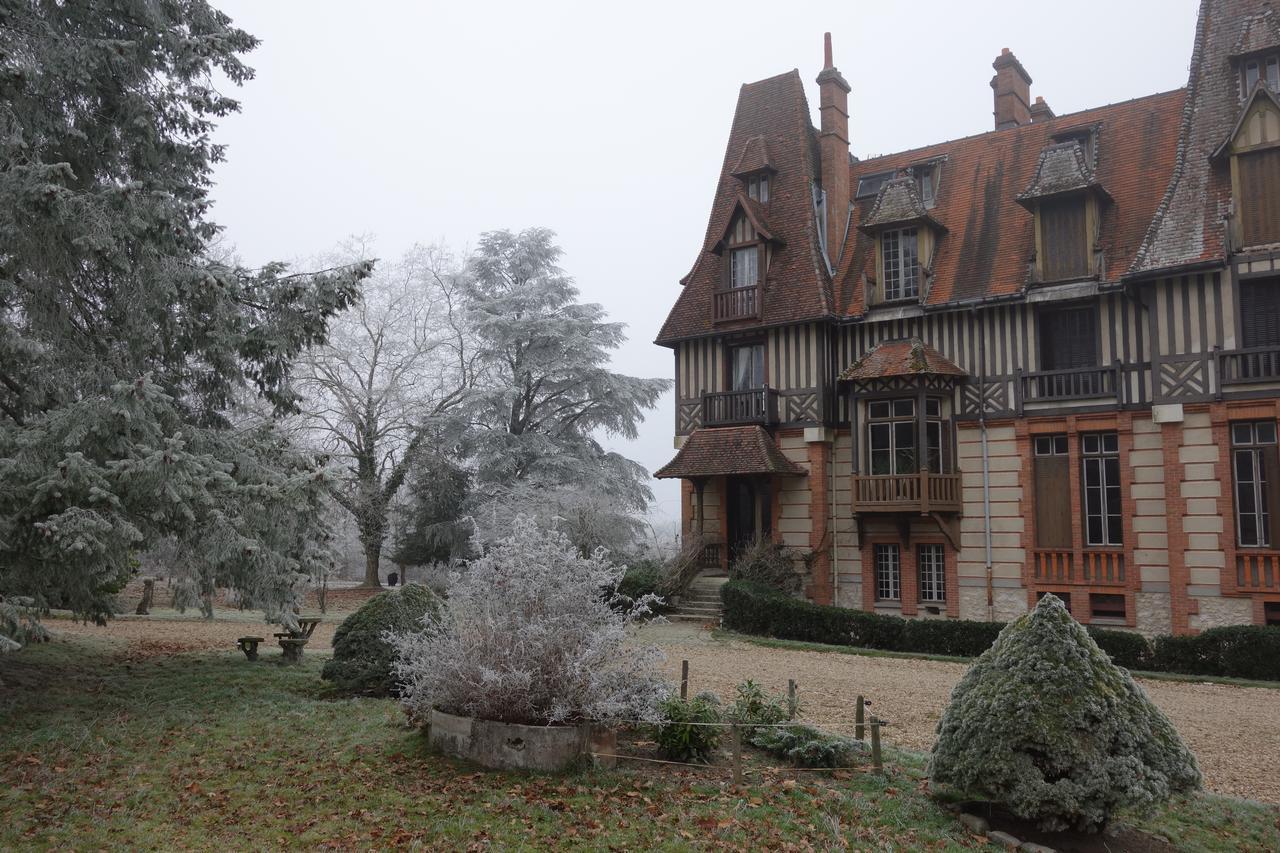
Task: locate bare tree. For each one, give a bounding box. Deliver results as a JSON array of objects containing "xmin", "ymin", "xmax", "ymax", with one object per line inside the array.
[{"xmin": 295, "ymin": 241, "xmax": 474, "ymax": 586}]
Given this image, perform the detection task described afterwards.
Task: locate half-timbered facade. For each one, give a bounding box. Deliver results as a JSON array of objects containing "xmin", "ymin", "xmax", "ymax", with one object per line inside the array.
[{"xmin": 656, "ymin": 0, "xmax": 1280, "ymax": 634}]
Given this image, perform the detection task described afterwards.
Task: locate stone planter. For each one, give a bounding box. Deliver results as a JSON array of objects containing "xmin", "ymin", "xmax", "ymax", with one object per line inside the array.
[{"xmin": 428, "ymin": 709, "xmax": 615, "ymax": 772}]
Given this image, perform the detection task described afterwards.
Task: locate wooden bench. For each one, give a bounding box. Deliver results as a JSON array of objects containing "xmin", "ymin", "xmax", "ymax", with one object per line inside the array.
[{"xmin": 236, "ymin": 636, "xmax": 264, "ymax": 661}]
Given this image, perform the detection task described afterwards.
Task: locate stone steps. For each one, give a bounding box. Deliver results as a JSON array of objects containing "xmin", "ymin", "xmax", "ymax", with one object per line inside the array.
[{"xmin": 668, "ymin": 574, "xmax": 728, "ymax": 625}]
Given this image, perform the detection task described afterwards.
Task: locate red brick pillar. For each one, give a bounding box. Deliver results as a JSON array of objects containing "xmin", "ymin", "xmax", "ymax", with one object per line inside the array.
[
  {"xmin": 1161, "ymin": 422, "xmax": 1192, "ymax": 635},
  {"xmin": 807, "ymin": 440, "xmax": 833, "ymax": 605}
]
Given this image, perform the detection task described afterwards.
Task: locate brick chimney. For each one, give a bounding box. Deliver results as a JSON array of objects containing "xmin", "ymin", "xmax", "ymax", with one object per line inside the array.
[
  {"xmin": 990, "ymin": 48, "xmax": 1033, "ymax": 130},
  {"xmin": 1029, "ymin": 95, "xmax": 1055, "ymax": 123},
  {"xmin": 816, "ymin": 33, "xmax": 852, "ymax": 264}
]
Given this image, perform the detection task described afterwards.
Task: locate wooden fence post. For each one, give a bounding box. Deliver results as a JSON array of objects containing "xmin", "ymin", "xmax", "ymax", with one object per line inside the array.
[
  {"xmin": 680, "ymin": 660, "xmax": 689, "ymax": 700},
  {"xmin": 855, "ymin": 694, "xmax": 865, "ymax": 740},
  {"xmin": 730, "ymin": 723, "xmax": 743, "ymax": 786},
  {"xmin": 870, "ymin": 717, "xmax": 883, "ymax": 773},
  {"xmin": 787, "ymin": 679, "xmax": 797, "ymax": 719}
]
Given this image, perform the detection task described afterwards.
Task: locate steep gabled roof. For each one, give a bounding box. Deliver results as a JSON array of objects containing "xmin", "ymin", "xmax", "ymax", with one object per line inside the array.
[
  {"xmin": 1132, "ymin": 0, "xmax": 1269, "ymax": 276},
  {"xmin": 654, "ymin": 426, "xmax": 807, "ymax": 479},
  {"xmin": 833, "ymin": 88, "xmax": 1185, "ymax": 314},
  {"xmin": 731, "ymin": 135, "xmax": 776, "ymax": 176},
  {"xmin": 1211, "ymin": 83, "xmax": 1280, "ymax": 158},
  {"xmin": 657, "ymin": 71, "xmax": 829, "ymax": 345},
  {"xmin": 837, "ymin": 338, "xmax": 967, "ymax": 381},
  {"xmin": 711, "ymin": 193, "xmax": 778, "ymax": 247}
]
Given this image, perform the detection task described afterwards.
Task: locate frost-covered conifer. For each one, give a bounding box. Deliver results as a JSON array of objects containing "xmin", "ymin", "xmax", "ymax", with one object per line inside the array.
[
  {"xmin": 0, "ymin": 1, "xmax": 371, "ymax": 643},
  {"xmin": 390, "ymin": 517, "xmax": 669, "ymax": 726},
  {"xmin": 929, "ymin": 595, "xmax": 1200, "ymax": 832}
]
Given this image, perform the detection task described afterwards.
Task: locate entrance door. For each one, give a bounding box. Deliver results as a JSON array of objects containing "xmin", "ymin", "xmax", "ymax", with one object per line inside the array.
[{"xmin": 726, "ymin": 476, "xmax": 772, "ymax": 561}]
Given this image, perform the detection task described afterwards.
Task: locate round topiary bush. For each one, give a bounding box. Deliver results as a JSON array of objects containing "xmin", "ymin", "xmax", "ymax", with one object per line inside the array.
[
  {"xmin": 929, "ymin": 594, "xmax": 1200, "ymax": 833},
  {"xmin": 320, "ymin": 584, "xmax": 441, "ymax": 696}
]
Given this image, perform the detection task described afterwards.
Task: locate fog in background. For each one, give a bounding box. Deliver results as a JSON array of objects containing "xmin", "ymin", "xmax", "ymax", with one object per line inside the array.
[{"xmin": 209, "ymin": 0, "xmax": 1200, "ymax": 531}]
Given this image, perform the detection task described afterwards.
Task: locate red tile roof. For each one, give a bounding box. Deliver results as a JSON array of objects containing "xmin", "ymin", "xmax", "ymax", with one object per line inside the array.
[
  {"xmin": 656, "ymin": 71, "xmax": 829, "ymax": 344},
  {"xmin": 654, "ymin": 426, "xmax": 806, "ymax": 479},
  {"xmin": 836, "ymin": 89, "xmax": 1186, "ymax": 314},
  {"xmin": 837, "ymin": 338, "xmax": 967, "ymax": 382}
]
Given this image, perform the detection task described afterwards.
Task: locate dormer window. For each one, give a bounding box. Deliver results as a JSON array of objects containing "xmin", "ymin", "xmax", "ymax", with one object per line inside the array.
[
  {"xmin": 1052, "ymin": 127, "xmax": 1096, "ymax": 166},
  {"xmin": 746, "ymin": 173, "xmax": 770, "ymax": 202},
  {"xmin": 1039, "ymin": 196, "xmax": 1089, "ymax": 281},
  {"xmin": 856, "ymin": 171, "xmax": 894, "ymax": 200},
  {"xmin": 1242, "ymin": 54, "xmax": 1280, "ymax": 97},
  {"xmin": 882, "ymin": 228, "xmax": 920, "ymax": 301},
  {"xmin": 730, "ymin": 246, "xmax": 759, "ymax": 289},
  {"xmin": 912, "ymin": 164, "xmax": 938, "ymax": 208}
]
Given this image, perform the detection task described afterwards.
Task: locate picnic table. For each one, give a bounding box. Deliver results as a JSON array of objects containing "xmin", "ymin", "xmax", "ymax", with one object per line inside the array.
[
  {"xmin": 273, "ymin": 617, "xmax": 322, "ymax": 665},
  {"xmin": 237, "ymin": 617, "xmax": 322, "ymax": 663}
]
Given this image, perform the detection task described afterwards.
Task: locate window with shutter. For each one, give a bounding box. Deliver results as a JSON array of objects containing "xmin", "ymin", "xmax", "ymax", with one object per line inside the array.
[
  {"xmin": 1033, "ymin": 435, "xmax": 1072, "ymax": 549},
  {"xmin": 1239, "ymin": 147, "xmax": 1280, "ymax": 247},
  {"xmin": 1241, "ymin": 278, "xmax": 1280, "ymax": 348},
  {"xmin": 1039, "ymin": 197, "xmax": 1089, "ymax": 280},
  {"xmin": 1038, "ymin": 306, "xmax": 1098, "ymax": 370}
]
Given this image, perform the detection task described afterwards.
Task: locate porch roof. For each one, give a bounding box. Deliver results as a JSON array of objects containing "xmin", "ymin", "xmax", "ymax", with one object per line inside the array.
[
  {"xmin": 837, "ymin": 338, "xmax": 967, "ymax": 382},
  {"xmin": 654, "ymin": 426, "xmax": 806, "ymax": 480}
]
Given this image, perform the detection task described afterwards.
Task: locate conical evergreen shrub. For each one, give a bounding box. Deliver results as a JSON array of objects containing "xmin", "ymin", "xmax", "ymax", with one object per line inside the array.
[{"xmin": 929, "ymin": 594, "xmax": 1200, "ymax": 833}]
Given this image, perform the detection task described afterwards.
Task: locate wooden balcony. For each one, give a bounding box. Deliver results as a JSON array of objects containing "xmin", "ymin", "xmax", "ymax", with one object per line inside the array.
[
  {"xmin": 1018, "ymin": 364, "xmax": 1120, "ymax": 404},
  {"xmin": 1236, "ymin": 551, "xmax": 1280, "ymax": 592},
  {"xmin": 702, "ymin": 388, "xmax": 779, "ymax": 427},
  {"xmin": 1218, "ymin": 346, "xmax": 1280, "ymax": 386},
  {"xmin": 697, "ymin": 542, "xmax": 724, "ymax": 571},
  {"xmin": 851, "ymin": 471, "xmax": 962, "ymax": 514},
  {"xmin": 1032, "ymin": 549, "xmax": 1126, "ymax": 586},
  {"xmin": 712, "ymin": 285, "xmax": 761, "ymax": 323}
]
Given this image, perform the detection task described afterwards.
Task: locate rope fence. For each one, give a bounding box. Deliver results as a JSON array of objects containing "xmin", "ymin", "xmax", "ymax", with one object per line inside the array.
[{"xmin": 591, "ymin": 658, "xmax": 894, "ymax": 783}]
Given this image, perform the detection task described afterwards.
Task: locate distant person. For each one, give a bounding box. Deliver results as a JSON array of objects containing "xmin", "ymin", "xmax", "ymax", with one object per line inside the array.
[{"xmin": 387, "ymin": 571, "xmax": 398, "ymax": 587}]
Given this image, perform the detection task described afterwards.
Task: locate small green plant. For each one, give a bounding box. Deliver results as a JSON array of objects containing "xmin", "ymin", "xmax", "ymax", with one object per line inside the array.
[
  {"xmin": 321, "ymin": 584, "xmax": 441, "ymax": 696},
  {"xmin": 651, "ymin": 692, "xmax": 722, "ymax": 763},
  {"xmin": 731, "ymin": 679, "xmax": 790, "ymax": 727}
]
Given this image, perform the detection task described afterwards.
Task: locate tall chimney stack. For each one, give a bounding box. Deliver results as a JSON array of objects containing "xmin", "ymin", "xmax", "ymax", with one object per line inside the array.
[
  {"xmin": 817, "ymin": 32, "xmax": 852, "ymax": 264},
  {"xmin": 990, "ymin": 48, "xmax": 1033, "ymax": 130}
]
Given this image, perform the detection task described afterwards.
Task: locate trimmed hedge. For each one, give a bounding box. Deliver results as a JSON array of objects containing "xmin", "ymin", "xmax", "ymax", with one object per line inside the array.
[{"xmin": 720, "ymin": 580, "xmax": 1280, "ymax": 681}]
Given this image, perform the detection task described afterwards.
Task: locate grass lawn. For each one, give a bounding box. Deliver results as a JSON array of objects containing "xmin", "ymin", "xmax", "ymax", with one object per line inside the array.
[{"xmin": 2, "ymin": 636, "xmax": 1277, "ymax": 851}]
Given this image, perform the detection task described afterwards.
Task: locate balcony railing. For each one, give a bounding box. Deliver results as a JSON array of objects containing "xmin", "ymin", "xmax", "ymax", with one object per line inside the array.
[
  {"xmin": 1032, "ymin": 549, "xmax": 1126, "ymax": 586},
  {"xmin": 1018, "ymin": 364, "xmax": 1120, "ymax": 405},
  {"xmin": 712, "ymin": 285, "xmax": 761, "ymax": 323},
  {"xmin": 702, "ymin": 387, "xmax": 779, "ymax": 427},
  {"xmin": 850, "ymin": 471, "xmax": 962, "ymax": 514},
  {"xmin": 1218, "ymin": 345, "xmax": 1280, "ymax": 386},
  {"xmin": 1236, "ymin": 551, "xmax": 1280, "ymax": 592}
]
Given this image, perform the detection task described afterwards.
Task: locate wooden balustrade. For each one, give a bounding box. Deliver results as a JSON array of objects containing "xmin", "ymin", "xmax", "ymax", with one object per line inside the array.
[
  {"xmin": 1236, "ymin": 551, "xmax": 1280, "ymax": 592},
  {"xmin": 1218, "ymin": 346, "xmax": 1280, "ymax": 386},
  {"xmin": 698, "ymin": 542, "xmax": 724, "ymax": 571},
  {"xmin": 1019, "ymin": 364, "xmax": 1120, "ymax": 404},
  {"xmin": 1033, "ymin": 549, "xmax": 1126, "ymax": 586},
  {"xmin": 712, "ymin": 285, "xmax": 761, "ymax": 322},
  {"xmin": 850, "ymin": 471, "xmax": 962, "ymax": 514},
  {"xmin": 702, "ymin": 388, "xmax": 779, "ymax": 426}
]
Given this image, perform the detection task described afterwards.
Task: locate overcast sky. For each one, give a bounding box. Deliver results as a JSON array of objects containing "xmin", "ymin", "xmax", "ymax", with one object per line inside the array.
[{"xmin": 209, "ymin": 0, "xmax": 1201, "ymax": 529}]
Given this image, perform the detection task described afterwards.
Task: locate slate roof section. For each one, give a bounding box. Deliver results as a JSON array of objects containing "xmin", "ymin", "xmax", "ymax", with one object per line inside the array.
[
  {"xmin": 860, "ymin": 177, "xmax": 941, "ymax": 231},
  {"xmin": 1132, "ymin": 0, "xmax": 1265, "ymax": 276},
  {"xmin": 656, "ymin": 71, "xmax": 830, "ymax": 344},
  {"xmin": 1231, "ymin": 3, "xmax": 1280, "ymax": 55},
  {"xmin": 835, "ymin": 88, "xmax": 1185, "ymax": 313},
  {"xmin": 837, "ymin": 338, "xmax": 967, "ymax": 381},
  {"xmin": 654, "ymin": 426, "xmax": 807, "ymax": 479},
  {"xmin": 1016, "ymin": 141, "xmax": 1104, "ymax": 205}
]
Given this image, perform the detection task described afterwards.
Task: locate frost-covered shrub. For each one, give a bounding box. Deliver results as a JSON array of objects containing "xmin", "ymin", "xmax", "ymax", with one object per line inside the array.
[
  {"xmin": 748, "ymin": 724, "xmax": 864, "ymax": 768},
  {"xmin": 391, "ymin": 517, "xmax": 668, "ymax": 726},
  {"xmin": 929, "ymin": 594, "xmax": 1200, "ymax": 833},
  {"xmin": 652, "ymin": 692, "xmax": 723, "ymax": 762},
  {"xmin": 321, "ymin": 584, "xmax": 440, "ymax": 696},
  {"xmin": 729, "ymin": 540, "xmax": 802, "ymax": 594},
  {"xmin": 615, "ymin": 559, "xmax": 668, "ymax": 614}
]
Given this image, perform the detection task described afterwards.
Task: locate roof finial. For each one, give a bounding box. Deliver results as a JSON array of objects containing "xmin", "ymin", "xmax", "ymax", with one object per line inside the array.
[{"xmin": 823, "ymin": 32, "xmax": 833, "ymax": 69}]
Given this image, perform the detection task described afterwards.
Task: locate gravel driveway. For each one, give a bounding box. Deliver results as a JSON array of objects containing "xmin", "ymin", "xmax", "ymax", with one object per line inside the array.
[{"xmin": 642, "ymin": 621, "xmax": 1280, "ymax": 806}]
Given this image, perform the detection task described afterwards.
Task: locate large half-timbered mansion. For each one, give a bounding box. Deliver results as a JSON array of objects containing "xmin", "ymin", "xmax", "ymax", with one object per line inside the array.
[{"xmin": 656, "ymin": 0, "xmax": 1280, "ymax": 634}]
